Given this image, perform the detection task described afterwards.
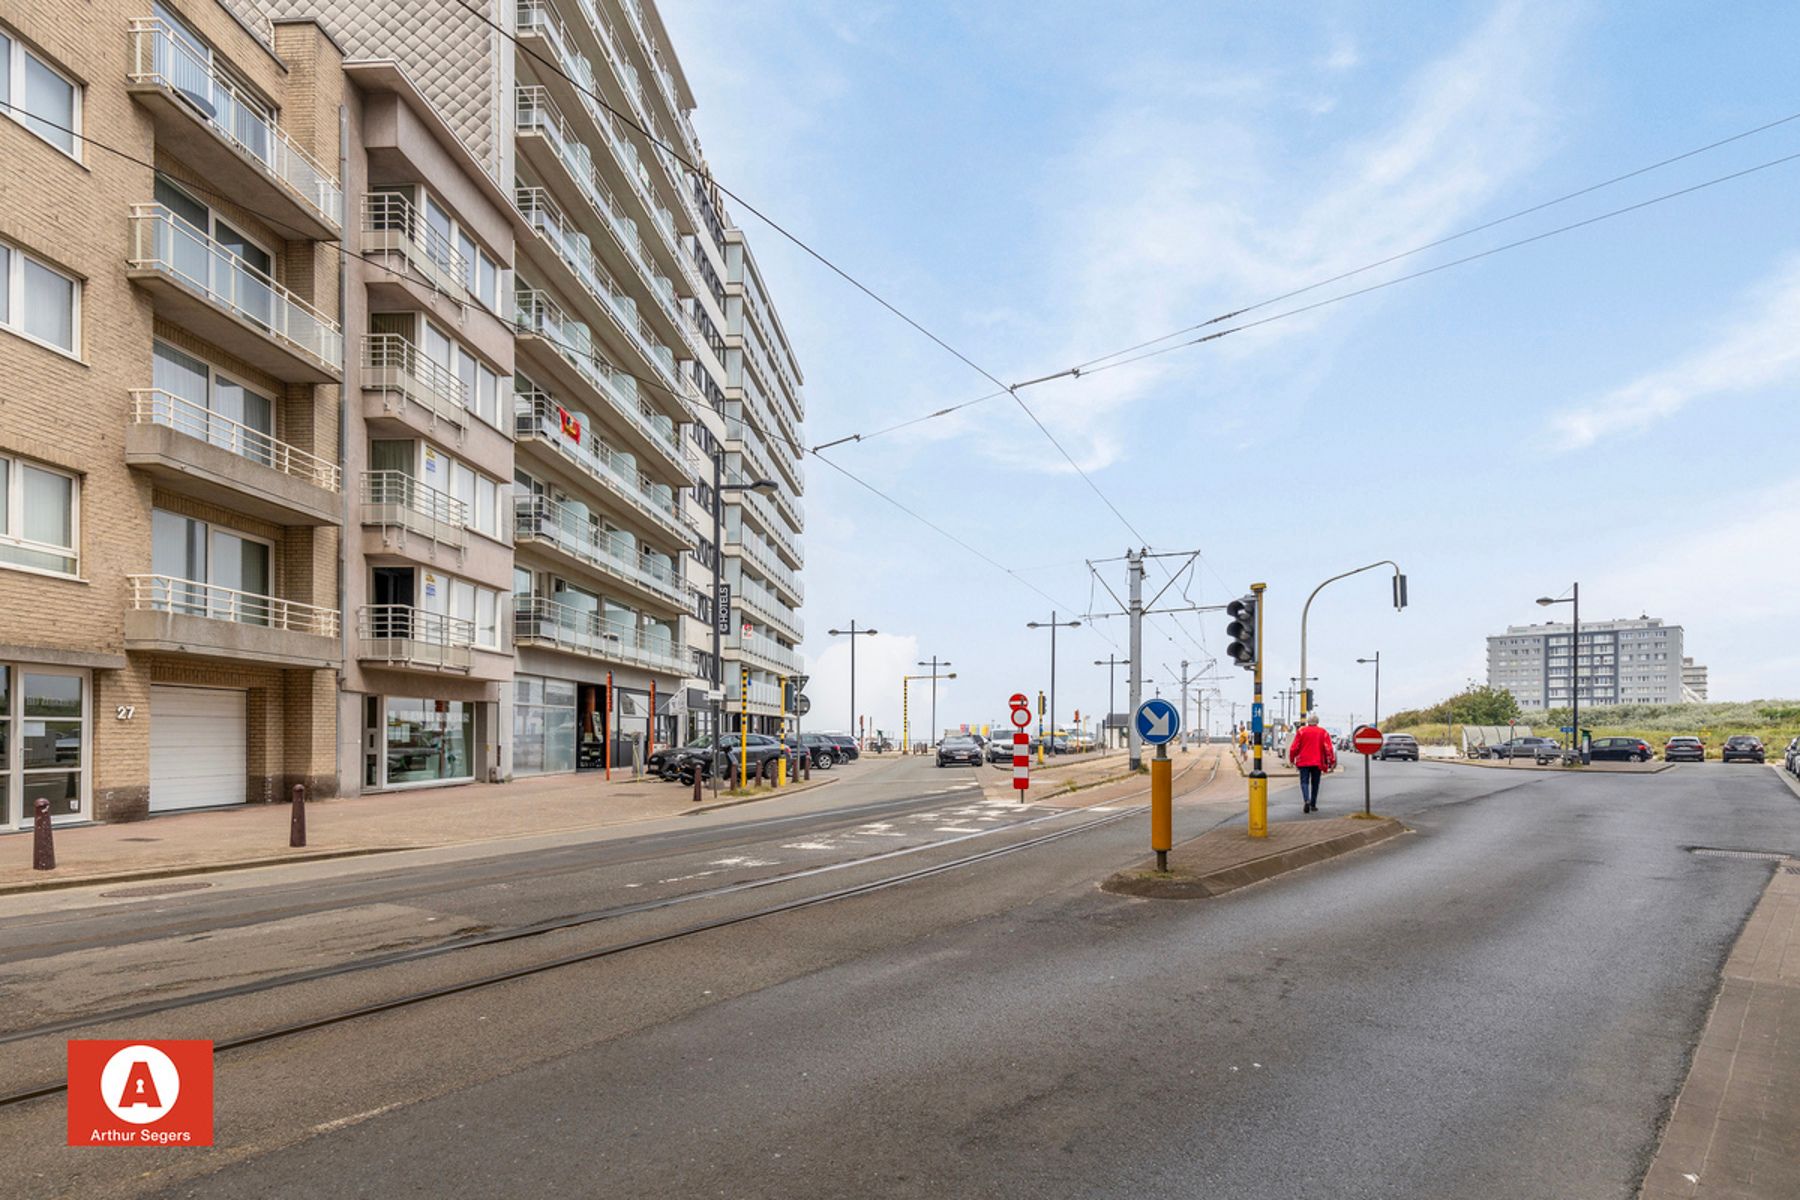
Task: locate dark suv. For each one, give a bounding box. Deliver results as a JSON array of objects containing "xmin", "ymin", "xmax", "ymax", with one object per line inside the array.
[
  {"xmin": 1721, "ymin": 736, "xmax": 1766, "ymax": 764},
  {"xmin": 825, "ymin": 734, "xmax": 860, "ymax": 763},
  {"xmin": 1376, "ymin": 733, "xmax": 1419, "ymax": 761},
  {"xmin": 1491, "ymin": 736, "xmax": 1561, "ymax": 764},
  {"xmin": 797, "ymin": 733, "xmax": 840, "ymax": 767}
]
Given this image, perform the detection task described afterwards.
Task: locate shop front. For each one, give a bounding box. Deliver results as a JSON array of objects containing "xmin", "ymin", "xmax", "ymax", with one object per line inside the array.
[
  {"xmin": 0, "ymin": 663, "xmax": 89, "ymax": 830},
  {"xmin": 366, "ymin": 696, "xmax": 476, "ymax": 789}
]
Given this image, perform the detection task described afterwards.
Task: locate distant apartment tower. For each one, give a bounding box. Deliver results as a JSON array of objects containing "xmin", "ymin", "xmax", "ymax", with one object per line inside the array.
[
  {"xmin": 1487, "ymin": 617, "xmax": 1690, "ymax": 710},
  {"xmin": 1682, "ymin": 657, "xmax": 1709, "ymax": 703}
]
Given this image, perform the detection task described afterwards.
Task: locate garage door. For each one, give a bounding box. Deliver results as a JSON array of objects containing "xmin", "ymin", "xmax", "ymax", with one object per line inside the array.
[{"xmin": 150, "ymin": 686, "xmax": 248, "ymax": 812}]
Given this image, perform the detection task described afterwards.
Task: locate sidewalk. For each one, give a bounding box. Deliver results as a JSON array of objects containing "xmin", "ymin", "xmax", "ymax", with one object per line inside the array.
[
  {"xmin": 1103, "ymin": 813, "xmax": 1407, "ymax": 899},
  {"xmin": 1, "ymin": 766, "xmax": 840, "ymax": 894},
  {"xmin": 1639, "ymin": 862, "xmax": 1800, "ymax": 1199}
]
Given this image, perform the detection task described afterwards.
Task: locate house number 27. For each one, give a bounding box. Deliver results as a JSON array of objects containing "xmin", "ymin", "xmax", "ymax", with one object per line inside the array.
[{"xmin": 116, "ymin": 705, "xmax": 136, "ymax": 721}]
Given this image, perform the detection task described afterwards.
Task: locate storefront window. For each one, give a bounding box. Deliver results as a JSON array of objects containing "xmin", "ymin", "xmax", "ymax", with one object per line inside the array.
[
  {"xmin": 4, "ymin": 667, "xmax": 84, "ymax": 825},
  {"xmin": 384, "ymin": 697, "xmax": 473, "ymax": 785},
  {"xmin": 513, "ymin": 675, "xmax": 576, "ymax": 776}
]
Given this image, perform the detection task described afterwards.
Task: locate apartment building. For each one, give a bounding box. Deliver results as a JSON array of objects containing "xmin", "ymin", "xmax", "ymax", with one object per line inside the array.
[
  {"xmin": 0, "ymin": 0, "xmax": 804, "ymax": 824},
  {"xmin": 1487, "ymin": 617, "xmax": 1692, "ymax": 711},
  {"xmin": 1682, "ymin": 657, "xmax": 1709, "ymax": 703}
]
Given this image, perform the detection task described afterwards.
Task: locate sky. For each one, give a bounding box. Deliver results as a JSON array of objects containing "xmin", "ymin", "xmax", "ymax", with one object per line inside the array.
[{"xmin": 658, "ymin": 0, "xmax": 1800, "ymax": 740}]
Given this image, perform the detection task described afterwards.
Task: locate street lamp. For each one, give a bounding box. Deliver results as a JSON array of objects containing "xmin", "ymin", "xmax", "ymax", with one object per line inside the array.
[
  {"xmin": 710, "ymin": 467, "xmax": 778, "ymax": 785},
  {"xmin": 1356, "ymin": 653, "xmax": 1381, "ymax": 726},
  {"xmin": 1536, "ymin": 583, "xmax": 1582, "ymax": 763},
  {"xmin": 1298, "ymin": 560, "xmax": 1407, "ymax": 721},
  {"xmin": 827, "ymin": 621, "xmax": 879, "ymax": 748},
  {"xmin": 1026, "ymin": 612, "xmax": 1080, "ymax": 756},
  {"xmin": 902, "ymin": 670, "xmax": 956, "ymax": 755},
  {"xmin": 1094, "ymin": 655, "xmax": 1128, "ymax": 751},
  {"xmin": 916, "ymin": 655, "xmax": 953, "ymax": 749}
]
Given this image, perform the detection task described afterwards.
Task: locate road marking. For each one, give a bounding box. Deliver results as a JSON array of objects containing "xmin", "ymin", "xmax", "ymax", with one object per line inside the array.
[
  {"xmin": 709, "ymin": 857, "xmax": 780, "ymax": 868},
  {"xmin": 935, "ymin": 826, "xmax": 983, "ymax": 833},
  {"xmin": 781, "ymin": 841, "xmax": 836, "ymax": 850},
  {"xmin": 311, "ymin": 1103, "xmax": 401, "ymax": 1135}
]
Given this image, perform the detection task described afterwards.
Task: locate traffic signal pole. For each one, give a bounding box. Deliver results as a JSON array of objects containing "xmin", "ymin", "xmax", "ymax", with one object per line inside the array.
[{"xmin": 1249, "ymin": 583, "xmax": 1268, "ymax": 838}]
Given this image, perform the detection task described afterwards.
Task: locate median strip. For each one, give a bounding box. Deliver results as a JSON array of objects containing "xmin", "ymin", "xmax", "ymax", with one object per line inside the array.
[{"xmin": 1101, "ymin": 815, "xmax": 1408, "ymax": 900}]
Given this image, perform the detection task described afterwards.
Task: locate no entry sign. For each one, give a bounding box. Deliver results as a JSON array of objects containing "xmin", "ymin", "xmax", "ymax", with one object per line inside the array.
[{"xmin": 1352, "ymin": 725, "xmax": 1384, "ymax": 755}]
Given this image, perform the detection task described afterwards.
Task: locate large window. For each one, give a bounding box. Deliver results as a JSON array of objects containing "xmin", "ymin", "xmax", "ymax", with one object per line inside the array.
[
  {"xmin": 421, "ymin": 192, "xmax": 500, "ymax": 313},
  {"xmin": 0, "ymin": 665, "xmax": 87, "ymax": 827},
  {"xmin": 151, "ymin": 509, "xmax": 272, "ymax": 621},
  {"xmin": 513, "ymin": 675, "xmax": 576, "ymax": 775},
  {"xmin": 0, "ymin": 454, "xmax": 78, "ymax": 577},
  {"xmin": 0, "ymin": 238, "xmax": 78, "ymax": 355},
  {"xmin": 0, "ymin": 26, "xmax": 80, "ymax": 158},
  {"xmin": 383, "ymin": 697, "xmax": 473, "ymax": 786},
  {"xmin": 420, "ymin": 318, "xmax": 503, "ymax": 430},
  {"xmin": 153, "ymin": 341, "xmax": 276, "ymax": 463}
]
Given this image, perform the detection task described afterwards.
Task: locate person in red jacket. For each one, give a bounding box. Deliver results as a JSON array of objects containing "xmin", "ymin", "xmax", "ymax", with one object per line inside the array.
[{"xmin": 1288, "ymin": 712, "xmax": 1337, "ymax": 813}]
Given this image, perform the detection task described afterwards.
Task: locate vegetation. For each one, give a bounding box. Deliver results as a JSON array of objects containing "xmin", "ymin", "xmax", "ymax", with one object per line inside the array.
[
  {"xmin": 1383, "ymin": 684, "xmax": 1522, "ymax": 732},
  {"xmin": 1384, "ymin": 698, "xmax": 1800, "ymax": 759}
]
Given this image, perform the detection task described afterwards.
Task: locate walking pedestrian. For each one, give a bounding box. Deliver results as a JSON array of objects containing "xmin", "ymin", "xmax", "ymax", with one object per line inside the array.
[{"xmin": 1289, "ymin": 712, "xmax": 1337, "ymax": 814}]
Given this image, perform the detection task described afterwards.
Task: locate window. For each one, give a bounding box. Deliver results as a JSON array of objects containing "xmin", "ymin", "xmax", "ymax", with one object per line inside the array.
[
  {"xmin": 476, "ymin": 589, "xmax": 499, "ymax": 648},
  {"xmin": 153, "ymin": 341, "xmax": 275, "ymax": 462},
  {"xmin": 0, "ymin": 455, "xmax": 78, "ymax": 576},
  {"xmin": 150, "ymin": 509, "xmax": 272, "ymax": 622},
  {"xmin": 0, "ymin": 238, "xmax": 78, "ymax": 354},
  {"xmin": 0, "ymin": 28, "xmax": 80, "ymax": 158}
]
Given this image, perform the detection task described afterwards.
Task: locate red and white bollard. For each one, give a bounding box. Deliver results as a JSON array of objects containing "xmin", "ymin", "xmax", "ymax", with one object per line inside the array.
[{"xmin": 1009, "ymin": 692, "xmax": 1033, "ymax": 801}]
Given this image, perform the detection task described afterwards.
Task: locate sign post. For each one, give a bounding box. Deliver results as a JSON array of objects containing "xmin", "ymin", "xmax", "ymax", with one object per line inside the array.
[
  {"xmin": 1009, "ymin": 693, "xmax": 1033, "ymax": 800},
  {"xmin": 1136, "ymin": 698, "xmax": 1181, "ymax": 870},
  {"xmin": 1352, "ymin": 724, "xmax": 1383, "ymax": 818}
]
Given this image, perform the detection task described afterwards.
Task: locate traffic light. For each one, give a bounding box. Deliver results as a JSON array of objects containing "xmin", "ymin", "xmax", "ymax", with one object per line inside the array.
[
  {"xmin": 781, "ymin": 677, "xmax": 794, "ymax": 711},
  {"xmin": 1393, "ymin": 573, "xmax": 1409, "ymax": 610},
  {"xmin": 1226, "ymin": 593, "xmax": 1258, "ymax": 671}
]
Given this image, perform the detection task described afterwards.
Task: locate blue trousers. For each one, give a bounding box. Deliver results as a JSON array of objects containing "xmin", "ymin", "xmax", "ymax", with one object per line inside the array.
[{"xmin": 1298, "ymin": 765, "xmax": 1323, "ymax": 809}]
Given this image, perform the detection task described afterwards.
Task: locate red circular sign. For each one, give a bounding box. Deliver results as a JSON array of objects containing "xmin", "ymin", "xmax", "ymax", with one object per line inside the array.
[{"xmin": 1352, "ymin": 725, "xmax": 1384, "ymax": 755}]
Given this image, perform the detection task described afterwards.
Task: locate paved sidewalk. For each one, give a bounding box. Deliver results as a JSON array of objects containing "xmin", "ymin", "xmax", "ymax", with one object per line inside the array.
[
  {"xmin": 1103, "ymin": 813, "xmax": 1406, "ymax": 899},
  {"xmin": 0, "ymin": 766, "xmax": 840, "ymax": 893},
  {"xmin": 1639, "ymin": 862, "xmax": 1800, "ymax": 1199}
]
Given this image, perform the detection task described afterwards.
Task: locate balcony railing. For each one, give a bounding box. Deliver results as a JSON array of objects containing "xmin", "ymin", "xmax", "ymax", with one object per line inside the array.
[
  {"xmin": 514, "ymin": 594, "xmax": 688, "ymax": 676},
  {"xmin": 513, "ymin": 391, "xmax": 691, "ymax": 541},
  {"xmin": 361, "ymin": 470, "xmax": 467, "ymax": 552},
  {"xmin": 128, "ymin": 574, "xmax": 339, "ymax": 637},
  {"xmin": 362, "ymin": 192, "xmax": 469, "ymax": 299},
  {"xmin": 129, "ymin": 388, "xmax": 341, "ymax": 492},
  {"xmin": 725, "ymin": 677, "xmax": 784, "ymax": 709},
  {"xmin": 127, "ymin": 18, "xmax": 343, "ymax": 229},
  {"xmin": 727, "ymin": 533, "xmax": 804, "ymax": 603},
  {"xmin": 514, "ymin": 494, "xmax": 686, "ymax": 606},
  {"xmin": 725, "ymin": 627, "xmax": 802, "ymax": 675},
  {"xmin": 357, "ymin": 605, "xmax": 474, "ymax": 671},
  {"xmin": 129, "ymin": 205, "xmax": 343, "ymax": 373},
  {"xmin": 731, "ymin": 577, "xmax": 803, "ymax": 644},
  {"xmin": 732, "ymin": 482, "xmax": 804, "ymax": 561},
  {"xmin": 362, "ymin": 333, "xmax": 468, "ymax": 429}
]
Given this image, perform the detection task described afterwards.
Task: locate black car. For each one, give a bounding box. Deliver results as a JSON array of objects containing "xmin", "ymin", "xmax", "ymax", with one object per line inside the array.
[
  {"xmin": 650, "ymin": 734, "xmax": 787, "ymax": 782},
  {"xmin": 781, "ymin": 737, "xmax": 822, "ymax": 770},
  {"xmin": 1376, "ymin": 733, "xmax": 1420, "ymax": 761},
  {"xmin": 937, "ymin": 735, "xmax": 982, "ymax": 767},
  {"xmin": 1721, "ymin": 735, "xmax": 1766, "ymax": 764},
  {"xmin": 1491, "ymin": 736, "xmax": 1561, "ymax": 764},
  {"xmin": 1664, "ymin": 736, "xmax": 1705, "ymax": 763},
  {"xmin": 797, "ymin": 733, "xmax": 840, "ymax": 767},
  {"xmin": 1590, "ymin": 737, "xmax": 1653, "ymax": 763},
  {"xmin": 825, "ymin": 734, "xmax": 860, "ymax": 762}
]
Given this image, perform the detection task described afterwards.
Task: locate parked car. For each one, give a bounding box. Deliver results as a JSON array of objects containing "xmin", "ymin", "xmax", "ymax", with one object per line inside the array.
[
  {"xmin": 985, "ymin": 737, "xmax": 1016, "ymax": 764},
  {"xmin": 1663, "ymin": 736, "xmax": 1706, "ymax": 763},
  {"xmin": 1721, "ymin": 735, "xmax": 1766, "ymax": 764},
  {"xmin": 1785, "ymin": 737, "xmax": 1800, "ymax": 776},
  {"xmin": 798, "ymin": 733, "xmax": 840, "ymax": 767},
  {"xmin": 824, "ymin": 734, "xmax": 860, "ymax": 762},
  {"xmin": 1376, "ymin": 733, "xmax": 1420, "ymax": 761},
  {"xmin": 781, "ymin": 737, "xmax": 819, "ymax": 771},
  {"xmin": 1590, "ymin": 737, "xmax": 1654, "ymax": 763},
  {"xmin": 650, "ymin": 733, "xmax": 788, "ymax": 783},
  {"xmin": 936, "ymin": 735, "xmax": 983, "ymax": 767},
  {"xmin": 1491, "ymin": 736, "xmax": 1561, "ymax": 764}
]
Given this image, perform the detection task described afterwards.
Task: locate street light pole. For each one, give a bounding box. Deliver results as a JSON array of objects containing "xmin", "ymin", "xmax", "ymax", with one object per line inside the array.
[
  {"xmin": 712, "ymin": 468, "xmax": 777, "ymax": 785},
  {"xmin": 1028, "ymin": 612, "xmax": 1081, "ymax": 755},
  {"xmin": 916, "ymin": 655, "xmax": 952, "ymax": 746},
  {"xmin": 1357, "ymin": 652, "xmax": 1381, "ymax": 725},
  {"xmin": 828, "ymin": 622, "xmax": 880, "ymax": 748},
  {"xmin": 1094, "ymin": 655, "xmax": 1126, "ymax": 751},
  {"xmin": 1536, "ymin": 582, "xmax": 1582, "ymax": 762},
  {"xmin": 1298, "ymin": 560, "xmax": 1407, "ymax": 720}
]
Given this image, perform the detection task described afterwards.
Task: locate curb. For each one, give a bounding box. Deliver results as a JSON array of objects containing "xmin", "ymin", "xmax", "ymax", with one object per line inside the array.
[
  {"xmin": 1436, "ymin": 757, "xmax": 1678, "ymax": 774},
  {"xmin": 0, "ymin": 847, "xmax": 408, "ymax": 897},
  {"xmin": 1101, "ymin": 818, "xmax": 1407, "ymax": 900},
  {"xmin": 682, "ymin": 775, "xmax": 839, "ymax": 815}
]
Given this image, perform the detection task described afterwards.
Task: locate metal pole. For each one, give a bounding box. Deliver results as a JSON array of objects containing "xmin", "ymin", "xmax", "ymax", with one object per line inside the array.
[
  {"xmin": 1108, "ymin": 657, "xmax": 1115, "ymax": 750},
  {"xmin": 1573, "ymin": 581, "xmax": 1582, "ymax": 764},
  {"xmin": 1049, "ymin": 614, "xmax": 1057, "ymax": 756},
  {"xmin": 929, "ymin": 654, "xmax": 938, "ymax": 746},
  {"xmin": 1180, "ymin": 659, "xmax": 1189, "ymax": 753},
  {"xmin": 1128, "ymin": 550, "xmax": 1144, "ymax": 771},
  {"xmin": 902, "ymin": 677, "xmax": 909, "ymax": 755},
  {"xmin": 849, "ymin": 618, "xmax": 857, "ymax": 748},
  {"xmin": 1248, "ymin": 583, "xmax": 1268, "ymax": 838},
  {"xmin": 1299, "ymin": 559, "xmax": 1404, "ymax": 723},
  {"xmin": 1374, "ymin": 651, "xmax": 1381, "ymax": 726},
  {"xmin": 1363, "ymin": 750, "xmax": 1372, "ymax": 818}
]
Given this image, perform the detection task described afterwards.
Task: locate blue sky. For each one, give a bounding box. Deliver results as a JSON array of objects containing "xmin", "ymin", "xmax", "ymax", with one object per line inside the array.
[{"xmin": 660, "ymin": 0, "xmax": 1800, "ymax": 738}]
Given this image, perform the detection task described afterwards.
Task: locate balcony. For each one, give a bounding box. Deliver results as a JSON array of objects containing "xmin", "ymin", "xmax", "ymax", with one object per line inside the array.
[
  {"xmin": 725, "ymin": 534, "xmax": 803, "ymax": 605},
  {"xmin": 128, "ymin": 205, "xmax": 343, "ymax": 383},
  {"xmin": 729, "ymin": 478, "xmax": 804, "ymax": 564},
  {"xmin": 125, "ymin": 575, "xmax": 340, "ymax": 668},
  {"xmin": 513, "ymin": 494, "xmax": 687, "ymax": 610},
  {"xmin": 725, "ymin": 676, "xmax": 783, "ymax": 711},
  {"xmin": 126, "ymin": 389, "xmax": 341, "ymax": 526},
  {"xmin": 514, "ymin": 593, "xmax": 688, "ymax": 676},
  {"xmin": 360, "ymin": 193, "xmax": 469, "ymax": 306},
  {"xmin": 731, "ymin": 579, "xmax": 803, "ymax": 644},
  {"xmin": 357, "ymin": 605, "xmax": 474, "ymax": 673},
  {"xmin": 126, "ymin": 18, "xmax": 342, "ymax": 238},
  {"xmin": 361, "ymin": 333, "xmax": 469, "ymax": 436},
  {"xmin": 360, "ymin": 470, "xmax": 466, "ymax": 559},
  {"xmin": 724, "ymin": 627, "xmax": 802, "ymax": 675},
  {"xmin": 513, "ymin": 391, "xmax": 693, "ymax": 545},
  {"xmin": 514, "ymin": 290, "xmax": 690, "ymax": 480}
]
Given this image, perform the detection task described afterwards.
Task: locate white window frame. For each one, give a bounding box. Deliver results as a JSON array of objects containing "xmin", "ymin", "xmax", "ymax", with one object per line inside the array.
[
  {"xmin": 0, "ymin": 453, "xmax": 81, "ymax": 580},
  {"xmin": 3, "ymin": 663, "xmax": 93, "ymax": 828},
  {"xmin": 150, "ymin": 506, "xmax": 276, "ymax": 597},
  {"xmin": 0, "ymin": 237, "xmax": 81, "ymax": 358},
  {"xmin": 0, "ymin": 25, "xmax": 82, "ymax": 162}
]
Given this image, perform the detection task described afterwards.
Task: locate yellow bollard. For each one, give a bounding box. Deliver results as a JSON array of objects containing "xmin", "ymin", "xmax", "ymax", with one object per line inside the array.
[
  {"xmin": 1248, "ymin": 773, "xmax": 1268, "ymax": 838},
  {"xmin": 777, "ymin": 752, "xmax": 788, "ymax": 787},
  {"xmin": 1151, "ymin": 749, "xmax": 1172, "ymax": 871}
]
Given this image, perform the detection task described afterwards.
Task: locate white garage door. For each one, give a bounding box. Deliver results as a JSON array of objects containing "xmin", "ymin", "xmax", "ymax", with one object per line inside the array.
[{"xmin": 150, "ymin": 686, "xmax": 248, "ymax": 812}]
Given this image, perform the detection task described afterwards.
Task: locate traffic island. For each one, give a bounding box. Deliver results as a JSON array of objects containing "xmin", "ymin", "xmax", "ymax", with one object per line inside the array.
[{"xmin": 1101, "ymin": 815, "xmax": 1408, "ymax": 900}]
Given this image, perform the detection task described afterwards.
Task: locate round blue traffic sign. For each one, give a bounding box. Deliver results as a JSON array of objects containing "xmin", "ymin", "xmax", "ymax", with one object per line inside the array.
[{"xmin": 1135, "ymin": 698, "xmax": 1181, "ymax": 746}]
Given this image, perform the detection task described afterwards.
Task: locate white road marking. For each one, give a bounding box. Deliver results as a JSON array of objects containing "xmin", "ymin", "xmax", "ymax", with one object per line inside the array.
[
  {"xmin": 782, "ymin": 841, "xmax": 836, "ymax": 850},
  {"xmin": 709, "ymin": 857, "xmax": 780, "ymax": 868},
  {"xmin": 655, "ymin": 871, "xmax": 718, "ymax": 884},
  {"xmin": 935, "ymin": 826, "xmax": 983, "ymax": 833},
  {"xmin": 311, "ymin": 1103, "xmax": 402, "ymax": 1135}
]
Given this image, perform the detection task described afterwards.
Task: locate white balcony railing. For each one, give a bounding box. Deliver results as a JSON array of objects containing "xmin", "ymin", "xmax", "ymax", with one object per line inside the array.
[
  {"xmin": 129, "ymin": 205, "xmax": 343, "ymax": 372},
  {"xmin": 513, "ymin": 391, "xmax": 690, "ymax": 541},
  {"xmin": 128, "ymin": 574, "xmax": 339, "ymax": 637},
  {"xmin": 127, "ymin": 18, "xmax": 343, "ymax": 229},
  {"xmin": 727, "ymin": 533, "xmax": 804, "ymax": 603},
  {"xmin": 731, "ymin": 577, "xmax": 803, "ymax": 644},
  {"xmin": 361, "ymin": 192, "xmax": 468, "ymax": 299},
  {"xmin": 357, "ymin": 605, "xmax": 474, "ymax": 671},
  {"xmin": 129, "ymin": 389, "xmax": 341, "ymax": 492},
  {"xmin": 361, "ymin": 470, "xmax": 467, "ymax": 550},
  {"xmin": 362, "ymin": 333, "xmax": 468, "ymax": 428},
  {"xmin": 513, "ymin": 593, "xmax": 688, "ymax": 676},
  {"xmin": 725, "ymin": 677, "xmax": 784, "ymax": 709},
  {"xmin": 514, "ymin": 494, "xmax": 686, "ymax": 606},
  {"xmin": 725, "ymin": 627, "xmax": 802, "ymax": 675}
]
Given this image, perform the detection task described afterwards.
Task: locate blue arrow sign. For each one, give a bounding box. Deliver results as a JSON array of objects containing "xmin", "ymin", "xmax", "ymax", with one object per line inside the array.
[{"xmin": 1135, "ymin": 697, "xmax": 1181, "ymax": 746}]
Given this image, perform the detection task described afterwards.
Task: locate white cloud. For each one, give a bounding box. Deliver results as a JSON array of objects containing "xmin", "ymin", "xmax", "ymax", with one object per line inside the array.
[
  {"xmin": 1553, "ymin": 255, "xmax": 1800, "ymax": 447},
  {"xmin": 801, "ymin": 631, "xmax": 923, "ymax": 740}
]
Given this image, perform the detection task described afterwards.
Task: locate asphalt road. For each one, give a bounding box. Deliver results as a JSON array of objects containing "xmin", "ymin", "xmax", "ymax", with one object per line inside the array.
[{"xmin": 5, "ymin": 758, "xmax": 1797, "ymax": 1199}]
